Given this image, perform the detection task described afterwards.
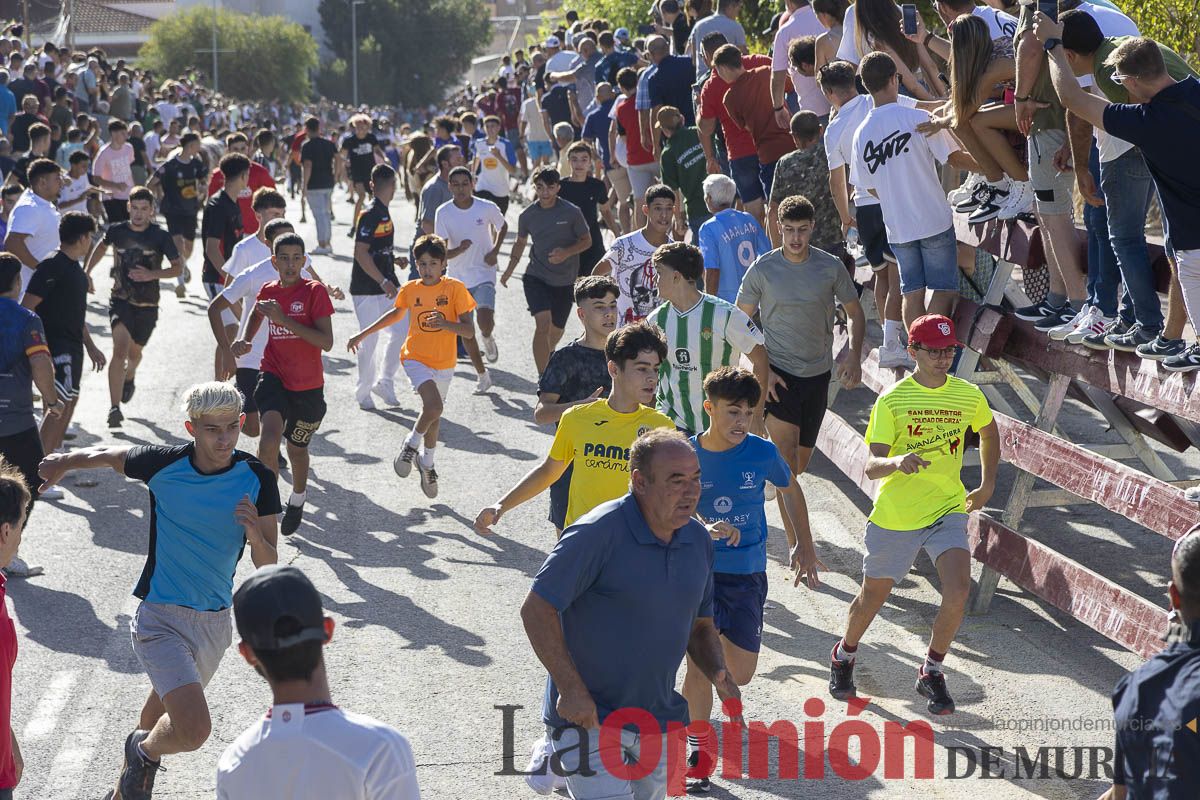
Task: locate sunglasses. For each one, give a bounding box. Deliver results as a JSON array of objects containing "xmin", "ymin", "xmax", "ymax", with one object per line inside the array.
[{"xmin": 1110, "ymin": 71, "xmax": 1132, "ymax": 85}]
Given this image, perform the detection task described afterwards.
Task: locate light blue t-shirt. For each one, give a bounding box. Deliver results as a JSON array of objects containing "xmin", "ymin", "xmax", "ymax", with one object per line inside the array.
[
  {"xmin": 692, "ymin": 433, "xmax": 792, "ymax": 574},
  {"xmin": 0, "ymin": 86, "xmax": 15, "ymax": 136},
  {"xmin": 125, "ymin": 444, "xmax": 281, "ymax": 611},
  {"xmin": 698, "ymin": 208, "xmax": 772, "ymax": 304}
]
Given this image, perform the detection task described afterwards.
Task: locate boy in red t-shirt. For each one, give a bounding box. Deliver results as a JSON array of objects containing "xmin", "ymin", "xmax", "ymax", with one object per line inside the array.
[
  {"xmin": 0, "ymin": 460, "xmax": 29, "ymax": 797},
  {"xmin": 232, "ymin": 233, "xmax": 334, "ymax": 535},
  {"xmin": 348, "ymin": 234, "xmax": 477, "ymax": 500}
]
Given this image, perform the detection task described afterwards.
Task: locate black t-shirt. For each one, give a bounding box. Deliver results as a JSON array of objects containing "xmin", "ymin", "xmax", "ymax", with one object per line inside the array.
[
  {"xmin": 557, "ymin": 177, "xmax": 606, "ymax": 236},
  {"xmin": 351, "ymin": 198, "xmax": 398, "ymax": 296},
  {"xmin": 300, "ymin": 136, "xmax": 337, "ymax": 190},
  {"xmin": 25, "ymin": 251, "xmax": 88, "ymax": 353},
  {"xmin": 671, "ymin": 14, "xmax": 692, "ymax": 56},
  {"xmin": 538, "ymin": 340, "xmax": 611, "ymax": 405},
  {"xmin": 10, "ymin": 112, "xmax": 39, "ymax": 153},
  {"xmin": 130, "ymin": 135, "xmax": 147, "ymax": 168},
  {"xmin": 540, "ymin": 85, "xmax": 576, "ymax": 127},
  {"xmin": 341, "ymin": 133, "xmax": 378, "ymax": 181},
  {"xmin": 154, "ymin": 155, "xmax": 207, "ymax": 216},
  {"xmin": 200, "ymin": 192, "xmax": 244, "ymax": 285},
  {"xmin": 105, "ymin": 221, "xmax": 180, "ymax": 307},
  {"xmin": 10, "ymin": 152, "xmax": 35, "ymax": 187}
]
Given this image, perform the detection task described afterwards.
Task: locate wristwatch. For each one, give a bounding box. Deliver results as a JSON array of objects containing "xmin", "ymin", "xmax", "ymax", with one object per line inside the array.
[
  {"xmin": 1043, "ymin": 38, "xmax": 1062, "ymax": 52},
  {"xmin": 1014, "ymin": 95, "xmax": 1031, "ymax": 103}
]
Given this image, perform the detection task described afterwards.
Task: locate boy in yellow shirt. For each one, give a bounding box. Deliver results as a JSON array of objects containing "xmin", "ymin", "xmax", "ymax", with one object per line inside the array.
[
  {"xmin": 348, "ymin": 234, "xmax": 477, "ymax": 499},
  {"xmin": 830, "ymin": 315, "xmax": 999, "ymax": 716}
]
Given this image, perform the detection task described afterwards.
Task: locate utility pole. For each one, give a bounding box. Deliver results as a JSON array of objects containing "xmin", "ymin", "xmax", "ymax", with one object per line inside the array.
[
  {"xmin": 21, "ymin": 0, "xmax": 29, "ymax": 50},
  {"xmin": 351, "ymin": 0, "xmax": 365, "ymax": 107},
  {"xmin": 211, "ymin": 0, "xmax": 219, "ymax": 92}
]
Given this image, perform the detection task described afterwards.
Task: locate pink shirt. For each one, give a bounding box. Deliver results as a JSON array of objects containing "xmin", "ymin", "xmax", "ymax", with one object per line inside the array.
[
  {"xmin": 771, "ymin": 5, "xmax": 831, "ymax": 116},
  {"xmin": 92, "ymin": 141, "xmax": 135, "ymax": 200}
]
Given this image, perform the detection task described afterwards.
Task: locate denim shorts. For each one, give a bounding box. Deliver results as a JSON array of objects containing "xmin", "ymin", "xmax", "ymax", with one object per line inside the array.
[
  {"xmin": 468, "ymin": 281, "xmax": 497, "ymax": 310},
  {"xmin": 891, "ymin": 226, "xmax": 959, "ymax": 293},
  {"xmin": 527, "ymin": 139, "xmax": 553, "ymax": 161},
  {"xmin": 758, "ymin": 158, "xmax": 778, "ymax": 201},
  {"xmin": 730, "ymin": 153, "xmax": 763, "ymax": 204}
]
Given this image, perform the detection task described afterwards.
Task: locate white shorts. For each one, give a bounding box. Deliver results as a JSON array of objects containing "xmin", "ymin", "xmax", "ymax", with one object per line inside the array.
[{"xmin": 402, "ymin": 360, "xmax": 453, "ymax": 400}]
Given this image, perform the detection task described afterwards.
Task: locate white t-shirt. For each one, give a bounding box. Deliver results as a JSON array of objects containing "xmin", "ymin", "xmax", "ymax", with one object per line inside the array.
[
  {"xmin": 144, "ymin": 132, "xmax": 162, "ymax": 164},
  {"xmin": 521, "ymin": 96, "xmax": 549, "ymax": 142},
  {"xmin": 850, "ymin": 102, "xmax": 957, "ymax": 244},
  {"xmin": 434, "ymin": 198, "xmax": 506, "ymax": 289},
  {"xmin": 156, "ymin": 101, "xmax": 180, "ymax": 125},
  {"xmin": 8, "ymin": 189, "xmax": 60, "ymax": 295},
  {"xmin": 546, "ymin": 50, "xmax": 576, "ymax": 73},
  {"xmin": 216, "ymin": 703, "xmax": 420, "ymax": 800},
  {"xmin": 225, "ymin": 234, "xmax": 271, "ymax": 280},
  {"xmin": 603, "ymin": 230, "xmax": 668, "ymax": 325},
  {"xmin": 1075, "ymin": 2, "xmax": 1140, "ymax": 163},
  {"xmin": 825, "ymin": 93, "xmax": 918, "ymax": 208},
  {"xmin": 472, "ymin": 139, "xmax": 511, "ymax": 197},
  {"xmin": 58, "ymin": 172, "xmax": 92, "ymax": 212},
  {"xmin": 221, "ymin": 255, "xmax": 314, "ymax": 369},
  {"xmin": 972, "ymin": 6, "xmax": 1018, "ymax": 41},
  {"xmin": 835, "ymin": 5, "xmax": 861, "ymax": 64},
  {"xmin": 772, "ymin": 5, "xmax": 830, "ymax": 116}
]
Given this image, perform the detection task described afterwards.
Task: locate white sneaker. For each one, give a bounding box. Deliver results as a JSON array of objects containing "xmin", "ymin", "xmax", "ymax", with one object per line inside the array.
[
  {"xmin": 357, "ymin": 394, "xmax": 375, "ymax": 410},
  {"xmin": 311, "ymin": 245, "xmax": 332, "ymax": 256},
  {"xmin": 372, "ymin": 382, "xmax": 400, "ymax": 406},
  {"xmin": 948, "ymin": 172, "xmax": 983, "ymax": 206},
  {"xmin": 482, "ymin": 334, "xmax": 499, "ymax": 363},
  {"xmin": 4, "ymin": 557, "xmax": 44, "ymax": 578},
  {"xmin": 997, "ymin": 180, "xmax": 1034, "ymax": 220},
  {"xmin": 1047, "ymin": 305, "xmax": 1095, "ymax": 341},
  {"xmin": 524, "ymin": 736, "xmax": 566, "ymax": 795},
  {"xmin": 877, "ymin": 344, "xmax": 915, "ymax": 369},
  {"xmin": 475, "ymin": 370, "xmax": 494, "ymax": 394},
  {"xmin": 39, "ymin": 485, "xmax": 64, "ymax": 500},
  {"xmin": 1186, "ymin": 485, "xmax": 1200, "ymax": 503},
  {"xmin": 1066, "ymin": 312, "xmax": 1115, "ymax": 345}
]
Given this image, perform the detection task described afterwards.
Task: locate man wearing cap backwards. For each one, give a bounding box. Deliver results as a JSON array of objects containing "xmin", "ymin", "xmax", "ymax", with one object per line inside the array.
[
  {"xmin": 36, "ymin": 380, "xmax": 280, "ymax": 800},
  {"xmin": 217, "ymin": 565, "xmax": 421, "ymax": 798},
  {"xmin": 828, "ymin": 315, "xmax": 999, "ymax": 716}
]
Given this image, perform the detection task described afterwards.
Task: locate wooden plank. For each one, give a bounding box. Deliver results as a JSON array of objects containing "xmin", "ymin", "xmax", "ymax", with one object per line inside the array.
[
  {"xmin": 814, "ymin": 411, "xmax": 877, "ymax": 499},
  {"xmin": 952, "ymin": 299, "xmax": 1012, "ymax": 358},
  {"xmin": 969, "ymin": 515, "xmax": 1166, "ymax": 659}
]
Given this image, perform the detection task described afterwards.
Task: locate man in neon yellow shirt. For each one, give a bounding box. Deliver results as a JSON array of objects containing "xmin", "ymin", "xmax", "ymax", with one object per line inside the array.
[{"xmin": 830, "ymin": 315, "xmax": 999, "ymax": 716}]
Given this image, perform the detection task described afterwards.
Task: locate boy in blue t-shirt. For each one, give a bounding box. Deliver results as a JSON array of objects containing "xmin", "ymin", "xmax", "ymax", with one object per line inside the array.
[{"xmin": 682, "ymin": 366, "xmax": 824, "ymax": 792}]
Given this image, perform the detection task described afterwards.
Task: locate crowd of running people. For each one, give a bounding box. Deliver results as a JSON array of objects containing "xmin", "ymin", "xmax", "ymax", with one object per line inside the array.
[{"xmin": 0, "ymin": 0, "xmax": 1197, "ymax": 796}]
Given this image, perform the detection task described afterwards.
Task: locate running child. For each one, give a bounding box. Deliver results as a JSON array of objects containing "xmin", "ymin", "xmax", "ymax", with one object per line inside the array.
[{"xmin": 347, "ymin": 234, "xmax": 479, "ymax": 500}]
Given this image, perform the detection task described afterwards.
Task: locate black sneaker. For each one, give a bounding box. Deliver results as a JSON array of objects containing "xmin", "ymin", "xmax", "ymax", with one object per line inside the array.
[
  {"xmin": 281, "ymin": 503, "xmax": 303, "ymax": 536},
  {"xmin": 1012, "ymin": 299, "xmax": 1057, "ymax": 321},
  {"xmin": 953, "ymin": 180, "xmax": 990, "ymax": 213},
  {"xmin": 1136, "ymin": 334, "xmax": 1186, "ymax": 361},
  {"xmin": 1162, "ymin": 343, "xmax": 1200, "ymax": 373},
  {"xmin": 1033, "ymin": 305, "xmax": 1075, "ymax": 332},
  {"xmin": 1107, "ymin": 323, "xmax": 1156, "ymax": 352},
  {"xmin": 829, "ymin": 645, "xmax": 857, "ymax": 700},
  {"xmin": 107, "ymin": 406, "xmax": 124, "ymax": 428},
  {"xmin": 393, "ymin": 444, "xmax": 419, "ymax": 478},
  {"xmin": 117, "ymin": 729, "xmax": 161, "ymax": 800},
  {"xmin": 966, "ymin": 185, "xmax": 1007, "ymax": 224},
  {"xmin": 122, "ymin": 379, "xmax": 136, "ymax": 403},
  {"xmin": 685, "ymin": 750, "xmax": 711, "ymax": 794},
  {"xmin": 916, "ymin": 669, "xmax": 956, "ymax": 715},
  {"xmin": 1082, "ymin": 319, "xmax": 1128, "ymax": 350}
]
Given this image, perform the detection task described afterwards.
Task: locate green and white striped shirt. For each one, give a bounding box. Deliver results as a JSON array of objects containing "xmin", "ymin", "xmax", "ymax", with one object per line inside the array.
[{"xmin": 653, "ymin": 294, "xmax": 765, "ymax": 433}]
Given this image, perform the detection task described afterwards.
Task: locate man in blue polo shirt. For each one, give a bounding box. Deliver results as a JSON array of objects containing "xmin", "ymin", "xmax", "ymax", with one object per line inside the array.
[
  {"xmin": 521, "ymin": 429, "xmax": 740, "ymax": 799},
  {"xmin": 1038, "ymin": 21, "xmax": 1200, "ymax": 373},
  {"xmin": 37, "ymin": 380, "xmax": 279, "ymax": 800},
  {"xmin": 681, "ymin": 366, "xmax": 822, "ymax": 792}
]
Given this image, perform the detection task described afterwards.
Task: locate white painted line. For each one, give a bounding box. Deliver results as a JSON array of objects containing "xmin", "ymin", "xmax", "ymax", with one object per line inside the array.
[{"xmin": 22, "ymin": 669, "xmax": 77, "ymax": 741}]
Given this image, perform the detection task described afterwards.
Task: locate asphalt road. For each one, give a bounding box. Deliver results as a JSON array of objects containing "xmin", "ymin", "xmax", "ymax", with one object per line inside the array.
[{"xmin": 8, "ymin": 183, "xmax": 1159, "ymax": 799}]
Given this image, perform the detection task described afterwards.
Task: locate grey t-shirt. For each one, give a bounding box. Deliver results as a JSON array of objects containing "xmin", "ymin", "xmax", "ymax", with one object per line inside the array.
[
  {"xmin": 419, "ymin": 175, "xmax": 451, "ymax": 225},
  {"xmin": 690, "ymin": 14, "xmax": 747, "ymax": 76},
  {"xmin": 736, "ymin": 246, "xmax": 858, "ymax": 378},
  {"xmin": 517, "ymin": 198, "xmax": 590, "ymax": 287}
]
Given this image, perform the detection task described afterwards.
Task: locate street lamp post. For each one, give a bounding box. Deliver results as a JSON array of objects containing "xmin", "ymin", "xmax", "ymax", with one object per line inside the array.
[{"xmin": 351, "ymin": 0, "xmax": 365, "ymax": 107}]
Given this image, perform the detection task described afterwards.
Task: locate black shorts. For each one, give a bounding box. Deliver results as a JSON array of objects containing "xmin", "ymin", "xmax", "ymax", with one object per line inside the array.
[
  {"xmin": 475, "ymin": 190, "xmax": 509, "ymax": 216},
  {"xmin": 764, "ymin": 365, "xmax": 831, "ymax": 448},
  {"xmin": 548, "ymin": 462, "xmax": 573, "ymax": 529},
  {"xmin": 714, "ymin": 572, "xmax": 769, "ymax": 653},
  {"xmin": 856, "ymin": 203, "xmax": 894, "ymax": 270},
  {"xmin": 165, "ymin": 213, "xmax": 199, "ymax": 241},
  {"xmin": 0, "ymin": 425, "xmax": 43, "ymax": 514},
  {"xmin": 523, "ymin": 274, "xmax": 574, "ymax": 329},
  {"xmin": 104, "ymin": 199, "xmax": 130, "ymax": 223},
  {"xmin": 235, "ymin": 367, "xmax": 260, "ymax": 414},
  {"xmin": 110, "ymin": 298, "xmax": 159, "ymax": 347},
  {"xmin": 253, "ymin": 371, "xmax": 327, "ymax": 448},
  {"xmin": 51, "ymin": 348, "xmax": 83, "ymax": 402},
  {"xmin": 351, "ymin": 173, "xmax": 371, "ymax": 190}
]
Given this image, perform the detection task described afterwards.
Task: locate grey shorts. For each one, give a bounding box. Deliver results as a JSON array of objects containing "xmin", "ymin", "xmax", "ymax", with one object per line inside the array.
[
  {"xmin": 1028, "ymin": 129, "xmax": 1074, "ymax": 216},
  {"xmin": 863, "ymin": 512, "xmax": 969, "ymax": 583},
  {"xmin": 130, "ymin": 601, "xmax": 232, "ymax": 698},
  {"xmin": 546, "ymin": 724, "xmax": 671, "ymax": 800}
]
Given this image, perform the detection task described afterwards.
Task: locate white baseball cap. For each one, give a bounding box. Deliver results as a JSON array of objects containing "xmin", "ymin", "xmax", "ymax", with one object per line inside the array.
[{"xmin": 544, "ymin": 35, "xmax": 561, "ymax": 48}]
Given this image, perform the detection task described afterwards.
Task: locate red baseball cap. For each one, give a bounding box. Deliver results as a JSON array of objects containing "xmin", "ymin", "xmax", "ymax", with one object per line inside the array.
[{"xmin": 908, "ymin": 314, "xmax": 962, "ymax": 349}]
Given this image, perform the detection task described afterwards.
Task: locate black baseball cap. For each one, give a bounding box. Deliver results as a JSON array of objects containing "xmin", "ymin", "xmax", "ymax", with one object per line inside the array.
[
  {"xmin": 762, "ymin": 11, "xmax": 784, "ymax": 37},
  {"xmin": 233, "ymin": 565, "xmax": 327, "ymax": 651}
]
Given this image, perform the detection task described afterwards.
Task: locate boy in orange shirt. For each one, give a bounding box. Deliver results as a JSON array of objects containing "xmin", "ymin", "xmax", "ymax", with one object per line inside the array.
[{"xmin": 348, "ymin": 234, "xmax": 477, "ymax": 498}]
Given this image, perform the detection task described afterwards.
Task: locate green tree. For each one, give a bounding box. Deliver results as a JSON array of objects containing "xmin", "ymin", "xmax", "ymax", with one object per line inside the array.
[
  {"xmin": 138, "ymin": 7, "xmax": 317, "ymax": 103},
  {"xmin": 316, "ymin": 0, "xmax": 491, "ymax": 107},
  {"xmin": 1127, "ymin": 0, "xmax": 1200, "ymax": 66}
]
